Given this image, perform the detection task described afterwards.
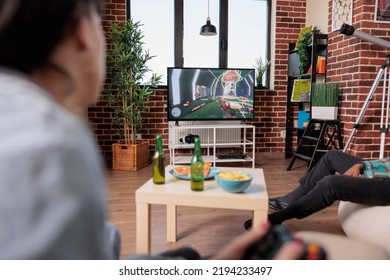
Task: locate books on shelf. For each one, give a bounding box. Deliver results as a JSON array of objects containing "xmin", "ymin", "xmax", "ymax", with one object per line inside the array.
[
  {"xmin": 298, "ymin": 110, "xmax": 310, "ymax": 129},
  {"xmin": 317, "ymin": 56, "xmax": 326, "ymax": 74},
  {"xmin": 307, "ymin": 56, "xmax": 326, "ymax": 74}
]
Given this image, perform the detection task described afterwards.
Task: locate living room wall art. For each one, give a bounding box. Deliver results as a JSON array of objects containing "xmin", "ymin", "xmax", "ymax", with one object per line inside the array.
[
  {"xmin": 332, "ymin": 0, "xmax": 352, "ymax": 31},
  {"xmin": 375, "ymin": 0, "xmax": 390, "ymax": 23}
]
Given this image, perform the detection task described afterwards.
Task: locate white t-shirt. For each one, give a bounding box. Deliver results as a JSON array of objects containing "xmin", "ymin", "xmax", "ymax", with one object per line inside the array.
[{"xmin": 0, "ymin": 68, "xmax": 107, "ymax": 259}]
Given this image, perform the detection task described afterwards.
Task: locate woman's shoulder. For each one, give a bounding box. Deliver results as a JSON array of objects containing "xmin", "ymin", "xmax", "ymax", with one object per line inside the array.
[{"xmin": 1, "ymin": 70, "xmax": 92, "ymax": 145}]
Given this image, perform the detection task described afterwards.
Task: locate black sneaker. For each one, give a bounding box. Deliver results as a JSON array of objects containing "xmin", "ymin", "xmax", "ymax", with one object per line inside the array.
[{"xmin": 268, "ymin": 198, "xmax": 289, "ymax": 211}]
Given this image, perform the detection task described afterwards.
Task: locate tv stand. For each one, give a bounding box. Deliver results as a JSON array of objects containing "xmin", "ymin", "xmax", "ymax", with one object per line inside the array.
[{"xmin": 168, "ymin": 122, "xmax": 255, "ymax": 168}]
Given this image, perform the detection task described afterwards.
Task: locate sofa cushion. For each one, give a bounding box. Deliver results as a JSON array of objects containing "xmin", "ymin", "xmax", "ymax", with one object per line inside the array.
[
  {"xmin": 296, "ymin": 231, "xmax": 389, "ymax": 259},
  {"xmin": 338, "ymin": 201, "xmax": 390, "ymax": 255}
]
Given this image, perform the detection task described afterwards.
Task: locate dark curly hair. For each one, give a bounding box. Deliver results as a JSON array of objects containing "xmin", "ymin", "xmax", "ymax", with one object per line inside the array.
[{"xmin": 0, "ymin": 0, "xmax": 103, "ymax": 73}]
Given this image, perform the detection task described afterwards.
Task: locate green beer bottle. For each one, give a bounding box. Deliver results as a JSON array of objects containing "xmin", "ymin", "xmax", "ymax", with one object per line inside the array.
[
  {"xmin": 152, "ymin": 135, "xmax": 165, "ymax": 184},
  {"xmin": 190, "ymin": 137, "xmax": 204, "ymax": 191}
]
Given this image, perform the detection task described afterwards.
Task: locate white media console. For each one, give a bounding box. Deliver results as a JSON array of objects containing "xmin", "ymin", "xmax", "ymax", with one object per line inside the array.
[{"xmin": 168, "ymin": 121, "xmax": 255, "ymax": 168}]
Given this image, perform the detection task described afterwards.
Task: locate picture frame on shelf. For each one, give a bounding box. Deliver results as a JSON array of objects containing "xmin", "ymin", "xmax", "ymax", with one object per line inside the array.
[{"xmin": 291, "ymin": 79, "xmax": 311, "ymax": 102}]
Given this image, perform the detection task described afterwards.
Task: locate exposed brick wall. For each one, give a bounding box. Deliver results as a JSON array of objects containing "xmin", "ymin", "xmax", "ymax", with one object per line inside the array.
[
  {"xmin": 266, "ymin": 0, "xmax": 307, "ymax": 153},
  {"xmin": 327, "ymin": 0, "xmax": 390, "ymax": 159},
  {"xmin": 142, "ymin": 89, "xmax": 169, "ymax": 154},
  {"xmin": 247, "ymin": 89, "xmax": 287, "ymax": 153}
]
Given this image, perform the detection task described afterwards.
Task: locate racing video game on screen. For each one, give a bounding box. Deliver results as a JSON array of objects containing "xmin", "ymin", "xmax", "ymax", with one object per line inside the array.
[{"xmin": 168, "ymin": 68, "xmax": 255, "ymax": 121}]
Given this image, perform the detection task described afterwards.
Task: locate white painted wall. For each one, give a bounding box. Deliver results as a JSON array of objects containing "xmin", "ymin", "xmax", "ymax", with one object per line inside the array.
[{"xmin": 306, "ymin": 0, "xmax": 329, "ymax": 33}]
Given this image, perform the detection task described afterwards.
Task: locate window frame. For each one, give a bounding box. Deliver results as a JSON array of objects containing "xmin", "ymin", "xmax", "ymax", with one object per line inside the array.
[{"xmin": 127, "ymin": 0, "xmax": 271, "ymax": 87}]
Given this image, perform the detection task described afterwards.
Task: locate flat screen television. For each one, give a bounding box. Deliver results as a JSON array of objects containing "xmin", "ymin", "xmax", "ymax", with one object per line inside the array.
[{"xmin": 167, "ymin": 67, "xmax": 255, "ymax": 121}]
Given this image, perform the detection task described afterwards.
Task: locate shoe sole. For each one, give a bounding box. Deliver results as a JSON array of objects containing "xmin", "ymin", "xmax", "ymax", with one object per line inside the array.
[{"xmin": 268, "ymin": 200, "xmax": 288, "ymax": 211}]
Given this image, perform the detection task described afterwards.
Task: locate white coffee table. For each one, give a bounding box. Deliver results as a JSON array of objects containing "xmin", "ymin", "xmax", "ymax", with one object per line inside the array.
[{"xmin": 135, "ymin": 166, "xmax": 268, "ymax": 254}]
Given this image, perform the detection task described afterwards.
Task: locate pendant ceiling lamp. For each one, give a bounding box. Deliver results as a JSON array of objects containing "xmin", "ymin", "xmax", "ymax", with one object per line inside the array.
[{"xmin": 200, "ymin": 0, "xmax": 217, "ymax": 36}]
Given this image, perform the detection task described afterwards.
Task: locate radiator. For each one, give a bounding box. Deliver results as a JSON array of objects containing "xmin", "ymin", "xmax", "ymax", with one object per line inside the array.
[{"xmin": 168, "ymin": 120, "xmax": 242, "ymax": 148}]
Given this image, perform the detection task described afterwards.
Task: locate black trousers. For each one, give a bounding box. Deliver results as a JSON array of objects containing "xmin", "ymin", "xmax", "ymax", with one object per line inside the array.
[{"xmin": 269, "ymin": 151, "xmax": 390, "ymax": 224}]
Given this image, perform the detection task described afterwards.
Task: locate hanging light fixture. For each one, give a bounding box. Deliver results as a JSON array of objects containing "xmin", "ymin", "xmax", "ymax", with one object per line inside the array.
[{"xmin": 200, "ymin": 0, "xmax": 217, "ymax": 36}]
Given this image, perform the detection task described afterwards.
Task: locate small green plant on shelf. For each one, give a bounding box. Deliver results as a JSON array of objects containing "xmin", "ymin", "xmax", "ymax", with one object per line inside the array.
[
  {"xmin": 311, "ymin": 82, "xmax": 340, "ymax": 107},
  {"xmin": 254, "ymin": 56, "xmax": 271, "ymax": 88},
  {"xmin": 295, "ymin": 25, "xmax": 321, "ymax": 76}
]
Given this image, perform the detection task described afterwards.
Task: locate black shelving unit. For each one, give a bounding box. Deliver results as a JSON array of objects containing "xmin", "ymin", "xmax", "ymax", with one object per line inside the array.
[{"xmin": 285, "ymin": 33, "xmax": 328, "ymax": 159}]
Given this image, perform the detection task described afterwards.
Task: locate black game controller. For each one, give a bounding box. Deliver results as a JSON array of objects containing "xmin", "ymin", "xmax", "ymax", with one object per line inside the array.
[{"xmin": 243, "ymin": 224, "xmax": 327, "ymax": 260}]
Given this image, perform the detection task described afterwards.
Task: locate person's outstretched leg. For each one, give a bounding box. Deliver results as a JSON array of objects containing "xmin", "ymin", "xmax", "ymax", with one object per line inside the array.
[
  {"xmin": 277, "ymin": 151, "xmax": 363, "ymax": 204},
  {"xmin": 269, "ymin": 175, "xmax": 390, "ymax": 224},
  {"xmin": 246, "ymin": 152, "xmax": 364, "ymax": 230}
]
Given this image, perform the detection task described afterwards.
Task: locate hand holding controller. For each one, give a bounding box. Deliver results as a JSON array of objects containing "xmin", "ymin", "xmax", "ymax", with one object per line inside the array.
[{"xmin": 243, "ymin": 224, "xmax": 327, "ymax": 260}]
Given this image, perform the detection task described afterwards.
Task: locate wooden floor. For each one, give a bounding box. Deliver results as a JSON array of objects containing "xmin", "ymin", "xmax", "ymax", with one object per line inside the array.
[{"xmin": 106, "ymin": 152, "xmax": 345, "ymax": 259}]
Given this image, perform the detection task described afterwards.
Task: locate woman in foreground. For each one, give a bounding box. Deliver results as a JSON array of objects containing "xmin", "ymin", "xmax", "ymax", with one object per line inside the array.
[{"xmin": 0, "ymin": 0, "xmax": 303, "ymax": 260}]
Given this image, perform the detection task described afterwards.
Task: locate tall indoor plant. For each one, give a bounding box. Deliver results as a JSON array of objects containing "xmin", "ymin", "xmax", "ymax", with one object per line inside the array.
[{"xmin": 106, "ymin": 19, "xmax": 161, "ymax": 171}]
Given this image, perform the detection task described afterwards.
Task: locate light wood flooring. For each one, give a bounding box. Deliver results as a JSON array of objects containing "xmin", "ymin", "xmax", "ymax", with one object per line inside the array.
[{"xmin": 106, "ymin": 152, "xmax": 345, "ymax": 259}]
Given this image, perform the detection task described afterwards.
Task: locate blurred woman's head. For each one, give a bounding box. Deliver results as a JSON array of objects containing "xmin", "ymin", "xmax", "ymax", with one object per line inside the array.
[{"xmin": 0, "ymin": 0, "xmax": 105, "ymax": 108}]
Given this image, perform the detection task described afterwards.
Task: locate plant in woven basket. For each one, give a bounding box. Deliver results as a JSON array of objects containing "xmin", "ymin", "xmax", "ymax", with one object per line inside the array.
[{"xmin": 105, "ymin": 19, "xmax": 161, "ymax": 145}]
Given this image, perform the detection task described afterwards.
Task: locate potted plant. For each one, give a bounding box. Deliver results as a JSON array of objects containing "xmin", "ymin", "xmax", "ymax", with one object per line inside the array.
[
  {"xmin": 295, "ymin": 25, "xmax": 320, "ymax": 75},
  {"xmin": 254, "ymin": 56, "xmax": 271, "ymax": 88},
  {"xmin": 105, "ymin": 19, "xmax": 161, "ymax": 171},
  {"xmin": 311, "ymin": 82, "xmax": 340, "ymax": 120}
]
